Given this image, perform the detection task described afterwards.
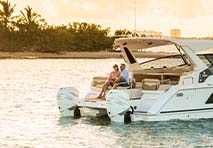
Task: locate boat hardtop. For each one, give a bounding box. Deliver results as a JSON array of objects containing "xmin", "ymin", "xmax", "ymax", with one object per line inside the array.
[{"xmin": 115, "ymin": 37, "xmax": 213, "ymax": 53}]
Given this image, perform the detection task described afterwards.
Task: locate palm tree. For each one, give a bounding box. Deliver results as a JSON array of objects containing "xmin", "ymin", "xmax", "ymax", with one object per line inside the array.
[
  {"xmin": 0, "ymin": 0, "xmax": 16, "ymax": 30},
  {"xmin": 18, "ymin": 5, "xmax": 45, "ymax": 32}
]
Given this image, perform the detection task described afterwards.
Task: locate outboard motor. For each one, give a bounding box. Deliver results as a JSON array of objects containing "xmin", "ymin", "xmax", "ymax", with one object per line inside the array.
[
  {"xmin": 57, "ymin": 87, "xmax": 80, "ymax": 118},
  {"xmin": 106, "ymin": 90, "xmax": 131, "ymax": 123}
]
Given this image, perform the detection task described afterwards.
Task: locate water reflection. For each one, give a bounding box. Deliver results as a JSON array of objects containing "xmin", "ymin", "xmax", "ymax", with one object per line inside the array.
[{"xmin": 57, "ymin": 116, "xmax": 111, "ymax": 127}]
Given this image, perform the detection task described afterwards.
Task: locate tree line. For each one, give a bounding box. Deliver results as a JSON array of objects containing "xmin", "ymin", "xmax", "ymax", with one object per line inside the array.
[{"xmin": 0, "ymin": 0, "xmax": 132, "ymax": 52}]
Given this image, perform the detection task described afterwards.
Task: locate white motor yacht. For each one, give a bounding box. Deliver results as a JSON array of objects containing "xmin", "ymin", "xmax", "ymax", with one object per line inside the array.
[{"xmin": 57, "ymin": 37, "xmax": 213, "ymax": 123}]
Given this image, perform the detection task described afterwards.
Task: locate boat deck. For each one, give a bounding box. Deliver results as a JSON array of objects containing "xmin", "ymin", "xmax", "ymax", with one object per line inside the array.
[
  {"xmin": 84, "ymin": 97, "xmax": 106, "ymax": 101},
  {"xmin": 78, "ymin": 97, "xmax": 107, "ymax": 109}
]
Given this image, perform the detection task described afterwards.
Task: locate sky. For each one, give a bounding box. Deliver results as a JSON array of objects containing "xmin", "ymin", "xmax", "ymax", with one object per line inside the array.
[{"xmin": 9, "ymin": 0, "xmax": 213, "ymax": 37}]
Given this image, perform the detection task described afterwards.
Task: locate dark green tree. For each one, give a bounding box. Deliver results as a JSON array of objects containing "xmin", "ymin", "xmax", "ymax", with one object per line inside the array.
[
  {"xmin": 0, "ymin": 0, "xmax": 16, "ymax": 30},
  {"xmin": 114, "ymin": 29, "xmax": 132, "ymax": 36},
  {"xmin": 17, "ymin": 5, "xmax": 46, "ymax": 32}
]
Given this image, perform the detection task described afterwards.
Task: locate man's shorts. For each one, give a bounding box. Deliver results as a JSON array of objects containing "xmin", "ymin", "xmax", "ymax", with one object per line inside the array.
[{"xmin": 118, "ymin": 80, "xmax": 129, "ymax": 87}]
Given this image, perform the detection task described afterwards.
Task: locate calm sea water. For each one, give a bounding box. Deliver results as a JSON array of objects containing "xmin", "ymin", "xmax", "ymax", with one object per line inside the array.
[{"xmin": 0, "ymin": 59, "xmax": 212, "ymax": 148}]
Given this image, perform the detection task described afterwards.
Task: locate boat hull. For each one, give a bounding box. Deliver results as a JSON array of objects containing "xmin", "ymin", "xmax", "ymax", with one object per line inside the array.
[{"xmin": 132, "ymin": 109, "xmax": 213, "ymax": 121}]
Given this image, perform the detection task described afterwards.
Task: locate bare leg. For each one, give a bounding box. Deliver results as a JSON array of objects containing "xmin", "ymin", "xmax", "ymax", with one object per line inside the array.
[
  {"xmin": 97, "ymin": 82, "xmax": 108, "ymax": 98},
  {"xmin": 97, "ymin": 84, "xmax": 104, "ymax": 98},
  {"xmin": 102, "ymin": 83, "xmax": 109, "ymax": 97},
  {"xmin": 112, "ymin": 83, "xmax": 118, "ymax": 89}
]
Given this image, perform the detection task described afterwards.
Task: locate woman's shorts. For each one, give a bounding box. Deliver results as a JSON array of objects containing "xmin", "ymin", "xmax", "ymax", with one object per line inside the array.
[{"xmin": 108, "ymin": 81, "xmax": 114, "ymax": 87}]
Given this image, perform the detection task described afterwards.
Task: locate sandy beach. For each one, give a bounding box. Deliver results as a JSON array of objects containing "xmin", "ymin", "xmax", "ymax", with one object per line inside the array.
[{"xmin": 0, "ymin": 51, "xmax": 174, "ymax": 59}]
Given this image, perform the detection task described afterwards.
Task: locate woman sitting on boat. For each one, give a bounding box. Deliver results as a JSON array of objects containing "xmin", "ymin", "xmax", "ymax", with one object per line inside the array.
[
  {"xmin": 113, "ymin": 63, "xmax": 129, "ymax": 88},
  {"xmin": 97, "ymin": 64, "xmax": 121, "ymax": 98}
]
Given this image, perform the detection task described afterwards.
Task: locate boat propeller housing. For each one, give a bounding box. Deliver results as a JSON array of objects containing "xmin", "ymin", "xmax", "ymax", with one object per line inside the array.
[
  {"xmin": 57, "ymin": 87, "xmax": 79, "ymax": 117},
  {"xmin": 106, "ymin": 90, "xmax": 131, "ymax": 123}
]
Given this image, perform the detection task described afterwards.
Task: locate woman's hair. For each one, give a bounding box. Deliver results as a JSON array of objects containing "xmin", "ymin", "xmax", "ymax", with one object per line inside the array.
[{"xmin": 113, "ymin": 64, "xmax": 119, "ymax": 71}]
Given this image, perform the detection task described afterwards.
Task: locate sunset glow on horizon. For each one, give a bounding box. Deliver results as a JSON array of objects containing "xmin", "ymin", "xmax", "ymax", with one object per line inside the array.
[{"xmin": 9, "ymin": 0, "xmax": 213, "ymax": 37}]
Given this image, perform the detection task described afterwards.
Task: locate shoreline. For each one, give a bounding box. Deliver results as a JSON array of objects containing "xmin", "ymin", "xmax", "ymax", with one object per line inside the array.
[{"xmin": 0, "ymin": 51, "xmax": 174, "ymax": 59}]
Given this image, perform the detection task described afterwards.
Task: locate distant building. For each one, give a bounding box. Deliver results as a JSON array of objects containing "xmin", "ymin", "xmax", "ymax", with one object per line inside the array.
[
  {"xmin": 133, "ymin": 30, "xmax": 162, "ymax": 37},
  {"xmin": 170, "ymin": 29, "xmax": 181, "ymax": 38}
]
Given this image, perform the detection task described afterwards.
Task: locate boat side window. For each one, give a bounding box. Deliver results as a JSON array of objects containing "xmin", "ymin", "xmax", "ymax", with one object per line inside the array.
[
  {"xmin": 197, "ymin": 54, "xmax": 213, "ymax": 83},
  {"xmin": 205, "ymin": 54, "xmax": 213, "ymax": 66},
  {"xmin": 197, "ymin": 54, "xmax": 213, "ymax": 68},
  {"xmin": 197, "ymin": 49, "xmax": 213, "ymax": 67}
]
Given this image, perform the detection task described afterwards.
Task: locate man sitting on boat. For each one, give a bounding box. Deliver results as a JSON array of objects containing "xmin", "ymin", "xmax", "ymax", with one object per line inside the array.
[
  {"xmin": 97, "ymin": 63, "xmax": 129, "ymax": 98},
  {"xmin": 113, "ymin": 63, "xmax": 129, "ymax": 88}
]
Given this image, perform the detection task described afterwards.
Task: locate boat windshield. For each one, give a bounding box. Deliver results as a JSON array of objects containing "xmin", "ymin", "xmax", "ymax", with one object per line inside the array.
[
  {"xmin": 137, "ymin": 44, "xmax": 191, "ymax": 69},
  {"xmin": 139, "ymin": 55, "xmax": 190, "ymax": 69}
]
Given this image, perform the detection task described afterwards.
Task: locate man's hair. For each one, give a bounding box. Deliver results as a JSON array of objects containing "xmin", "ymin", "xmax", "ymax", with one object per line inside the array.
[{"xmin": 121, "ymin": 63, "xmax": 126, "ymax": 67}]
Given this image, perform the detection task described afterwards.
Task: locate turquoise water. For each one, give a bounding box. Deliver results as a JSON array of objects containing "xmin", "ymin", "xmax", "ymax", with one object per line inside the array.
[{"xmin": 0, "ymin": 59, "xmax": 212, "ymax": 148}]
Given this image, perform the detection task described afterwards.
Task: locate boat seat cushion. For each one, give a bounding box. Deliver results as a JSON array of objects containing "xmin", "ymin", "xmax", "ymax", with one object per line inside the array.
[
  {"xmin": 158, "ymin": 84, "xmax": 171, "ymax": 90},
  {"xmin": 142, "ymin": 78, "xmax": 160, "ymax": 90}
]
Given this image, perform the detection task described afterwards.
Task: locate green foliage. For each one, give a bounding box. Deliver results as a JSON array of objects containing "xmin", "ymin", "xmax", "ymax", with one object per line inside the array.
[
  {"xmin": 0, "ymin": 0, "xmax": 16, "ymax": 31},
  {"xmin": 0, "ymin": 1, "xmax": 114, "ymax": 52},
  {"xmin": 114, "ymin": 29, "xmax": 132, "ymax": 36},
  {"xmin": 17, "ymin": 5, "xmax": 46, "ymax": 32}
]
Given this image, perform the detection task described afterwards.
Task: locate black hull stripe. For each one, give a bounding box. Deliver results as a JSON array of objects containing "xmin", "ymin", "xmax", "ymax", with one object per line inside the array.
[
  {"xmin": 161, "ymin": 107, "xmax": 213, "ymax": 114},
  {"xmin": 130, "ymin": 98, "xmax": 141, "ymax": 100},
  {"xmin": 134, "ymin": 111, "xmax": 148, "ymax": 113}
]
